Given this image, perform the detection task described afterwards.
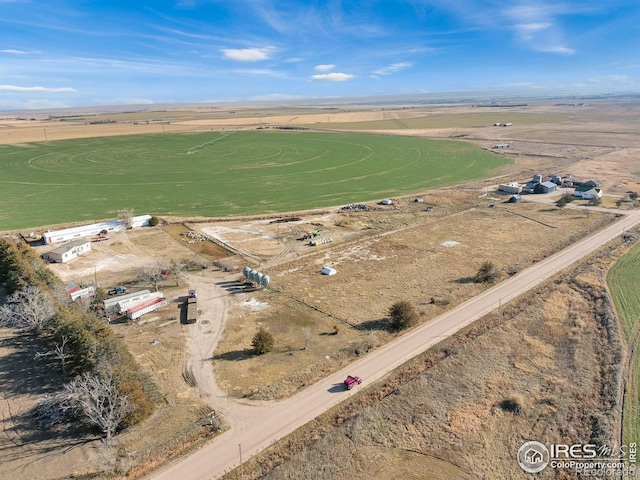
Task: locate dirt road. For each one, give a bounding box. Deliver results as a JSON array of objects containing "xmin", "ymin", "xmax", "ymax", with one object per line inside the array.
[
  {"xmin": 151, "ymin": 210, "xmax": 640, "ymax": 480},
  {"xmin": 182, "ymin": 271, "xmax": 264, "ymax": 427}
]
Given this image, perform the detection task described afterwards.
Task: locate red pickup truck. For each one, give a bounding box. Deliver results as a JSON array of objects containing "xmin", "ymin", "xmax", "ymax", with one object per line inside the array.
[{"xmin": 344, "ymin": 375, "xmax": 362, "ymax": 390}]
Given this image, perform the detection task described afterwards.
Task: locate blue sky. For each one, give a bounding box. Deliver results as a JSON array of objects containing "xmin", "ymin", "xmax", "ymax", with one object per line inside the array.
[{"xmin": 1, "ymin": 0, "xmax": 639, "ymax": 110}]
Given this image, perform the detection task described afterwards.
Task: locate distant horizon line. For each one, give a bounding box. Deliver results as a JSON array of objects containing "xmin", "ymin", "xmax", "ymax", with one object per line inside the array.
[{"xmin": 2, "ymin": 90, "xmax": 639, "ymax": 116}]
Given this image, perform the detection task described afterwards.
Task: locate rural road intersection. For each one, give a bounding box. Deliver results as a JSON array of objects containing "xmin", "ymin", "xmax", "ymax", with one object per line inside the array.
[{"xmin": 150, "ymin": 209, "xmax": 640, "ymax": 480}]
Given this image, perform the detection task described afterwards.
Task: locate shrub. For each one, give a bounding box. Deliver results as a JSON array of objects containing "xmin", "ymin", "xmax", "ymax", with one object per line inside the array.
[
  {"xmin": 556, "ymin": 193, "xmax": 574, "ymax": 208},
  {"xmin": 499, "ymin": 394, "xmax": 524, "ymax": 414},
  {"xmin": 389, "ymin": 301, "xmax": 418, "ymax": 331},
  {"xmin": 148, "ymin": 216, "xmax": 160, "ymax": 226},
  {"xmin": 252, "ymin": 327, "xmax": 274, "ymax": 355},
  {"xmin": 506, "ymin": 262, "xmax": 522, "ymax": 276},
  {"xmin": 474, "ymin": 261, "xmax": 500, "ymax": 284}
]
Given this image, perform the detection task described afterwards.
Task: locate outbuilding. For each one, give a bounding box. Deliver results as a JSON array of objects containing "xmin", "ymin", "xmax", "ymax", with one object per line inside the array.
[
  {"xmin": 499, "ymin": 182, "xmax": 522, "ymax": 194},
  {"xmin": 103, "ymin": 290, "xmax": 151, "ymax": 315},
  {"xmin": 539, "ymin": 181, "xmax": 557, "ymax": 194},
  {"xmin": 574, "ymin": 187, "xmax": 603, "ymax": 200},
  {"xmin": 130, "ymin": 215, "xmax": 153, "ymax": 228},
  {"xmin": 321, "ymin": 266, "xmax": 337, "ymax": 276},
  {"xmin": 43, "ymin": 220, "xmax": 123, "ymax": 245},
  {"xmin": 45, "ymin": 240, "xmax": 92, "ymax": 263},
  {"xmin": 42, "ymin": 214, "xmax": 153, "ymax": 245}
]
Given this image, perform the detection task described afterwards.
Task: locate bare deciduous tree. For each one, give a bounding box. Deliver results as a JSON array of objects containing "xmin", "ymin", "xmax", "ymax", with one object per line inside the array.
[
  {"xmin": 166, "ymin": 260, "xmax": 182, "ymax": 287},
  {"xmin": 0, "ymin": 286, "xmax": 55, "ymax": 334},
  {"xmin": 63, "ymin": 365, "xmax": 133, "ymax": 438},
  {"xmin": 301, "ymin": 327, "xmax": 312, "ymax": 350},
  {"xmin": 140, "ymin": 263, "xmax": 165, "ymax": 292},
  {"xmin": 117, "ymin": 208, "xmax": 135, "ymax": 229},
  {"xmin": 35, "ymin": 335, "xmax": 70, "ymax": 377}
]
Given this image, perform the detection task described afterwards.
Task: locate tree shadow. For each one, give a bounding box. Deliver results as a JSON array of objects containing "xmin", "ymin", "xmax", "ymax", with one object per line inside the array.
[
  {"xmin": 0, "ymin": 331, "xmax": 63, "ymax": 397},
  {"xmin": 453, "ymin": 276, "xmax": 475, "ymax": 284},
  {"xmin": 211, "ymin": 348, "xmax": 255, "ymax": 361},
  {"xmin": 353, "ymin": 318, "xmax": 391, "ymax": 332},
  {"xmin": 0, "ymin": 329, "xmax": 102, "ymax": 467},
  {"xmin": 0, "ymin": 406, "xmax": 98, "ymax": 466}
]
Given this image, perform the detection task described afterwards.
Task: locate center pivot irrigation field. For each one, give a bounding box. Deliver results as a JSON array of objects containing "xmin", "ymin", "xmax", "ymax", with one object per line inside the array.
[{"xmin": 0, "ymin": 130, "xmax": 509, "ymax": 231}]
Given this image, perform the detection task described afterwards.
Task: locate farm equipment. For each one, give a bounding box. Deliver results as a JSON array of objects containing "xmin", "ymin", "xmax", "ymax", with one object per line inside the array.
[
  {"xmin": 93, "ymin": 229, "xmax": 110, "ymax": 242},
  {"xmin": 185, "ymin": 289, "xmax": 198, "ymax": 324},
  {"xmin": 297, "ymin": 232, "xmax": 313, "ymax": 241}
]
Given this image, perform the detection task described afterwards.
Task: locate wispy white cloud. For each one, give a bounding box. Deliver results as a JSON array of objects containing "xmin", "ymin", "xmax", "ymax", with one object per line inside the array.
[
  {"xmin": 587, "ymin": 74, "xmax": 634, "ymax": 85},
  {"xmin": 503, "ymin": 3, "xmax": 575, "ymax": 55},
  {"xmin": 221, "ymin": 46, "xmax": 276, "ymax": 62},
  {"xmin": 0, "ymin": 84, "xmax": 76, "ymax": 93},
  {"xmin": 1, "ymin": 49, "xmax": 41, "ymax": 55},
  {"xmin": 310, "ymin": 72, "xmax": 354, "ymax": 82},
  {"xmin": 513, "ymin": 22, "xmax": 552, "ymax": 40},
  {"xmin": 373, "ymin": 62, "xmax": 413, "ymax": 76},
  {"xmin": 314, "ymin": 64, "xmax": 335, "ymax": 72},
  {"xmin": 230, "ymin": 68, "xmax": 288, "ymax": 78}
]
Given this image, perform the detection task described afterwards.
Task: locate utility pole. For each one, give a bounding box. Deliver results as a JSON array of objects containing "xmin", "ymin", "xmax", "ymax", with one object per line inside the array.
[{"xmin": 239, "ymin": 444, "xmax": 244, "ymax": 480}]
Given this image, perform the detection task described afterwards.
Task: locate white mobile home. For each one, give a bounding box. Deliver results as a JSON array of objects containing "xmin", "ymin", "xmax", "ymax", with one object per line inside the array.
[
  {"xmin": 127, "ymin": 296, "xmax": 167, "ymax": 320},
  {"xmin": 45, "ymin": 240, "xmax": 92, "ymax": 263},
  {"xmin": 43, "ymin": 220, "xmax": 124, "ymax": 245},
  {"xmin": 498, "ymin": 182, "xmax": 522, "ymax": 194},
  {"xmin": 42, "ymin": 214, "xmax": 153, "ymax": 245},
  {"xmin": 116, "ymin": 291, "xmax": 164, "ymax": 314},
  {"xmin": 103, "ymin": 290, "xmax": 151, "ymax": 315},
  {"xmin": 130, "ymin": 215, "xmax": 152, "ymax": 228}
]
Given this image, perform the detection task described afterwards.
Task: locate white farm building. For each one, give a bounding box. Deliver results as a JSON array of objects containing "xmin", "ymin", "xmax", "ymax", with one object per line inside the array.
[
  {"xmin": 498, "ymin": 182, "xmax": 522, "ymax": 194},
  {"xmin": 42, "ymin": 214, "xmax": 153, "ymax": 244},
  {"xmin": 45, "ymin": 240, "xmax": 92, "ymax": 264},
  {"xmin": 573, "ymin": 187, "xmax": 603, "ymax": 200},
  {"xmin": 103, "ymin": 290, "xmax": 151, "ymax": 315}
]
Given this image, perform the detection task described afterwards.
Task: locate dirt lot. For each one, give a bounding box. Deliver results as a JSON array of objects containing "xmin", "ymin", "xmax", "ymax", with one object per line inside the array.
[
  {"xmin": 1, "ymin": 100, "xmax": 639, "ymax": 479},
  {"xmin": 207, "ymin": 197, "xmax": 614, "ymax": 399},
  {"xmin": 257, "ymin": 245, "xmax": 624, "ymax": 479}
]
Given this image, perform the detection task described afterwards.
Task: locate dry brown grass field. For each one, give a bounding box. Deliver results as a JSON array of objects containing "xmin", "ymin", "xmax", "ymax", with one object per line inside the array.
[
  {"xmin": 210, "ymin": 198, "xmax": 614, "ymax": 400},
  {"xmin": 229, "ymin": 237, "xmax": 630, "ymax": 480},
  {"xmin": 1, "ymin": 99, "xmax": 639, "ymax": 479}
]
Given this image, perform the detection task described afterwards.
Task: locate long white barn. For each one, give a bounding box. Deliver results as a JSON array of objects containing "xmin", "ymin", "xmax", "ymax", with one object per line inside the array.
[{"xmin": 42, "ymin": 215, "xmax": 152, "ymax": 244}]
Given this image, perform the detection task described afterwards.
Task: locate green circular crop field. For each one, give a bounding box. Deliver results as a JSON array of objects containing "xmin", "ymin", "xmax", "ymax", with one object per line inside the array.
[{"xmin": 0, "ymin": 130, "xmax": 510, "ymax": 230}]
